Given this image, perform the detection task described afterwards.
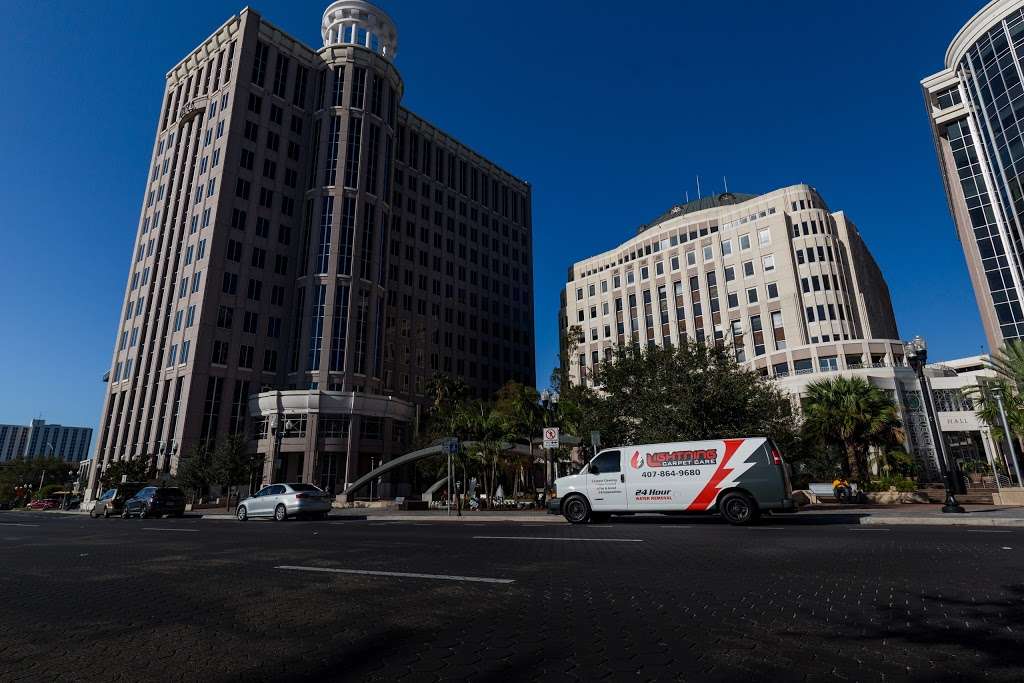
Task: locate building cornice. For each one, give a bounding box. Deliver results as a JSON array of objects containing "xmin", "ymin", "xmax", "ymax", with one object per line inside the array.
[{"xmin": 944, "ymin": 0, "xmax": 1024, "ymax": 70}]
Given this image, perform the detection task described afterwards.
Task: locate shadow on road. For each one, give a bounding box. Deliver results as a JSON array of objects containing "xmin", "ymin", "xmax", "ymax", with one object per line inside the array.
[{"xmin": 609, "ymin": 512, "xmax": 868, "ymax": 526}]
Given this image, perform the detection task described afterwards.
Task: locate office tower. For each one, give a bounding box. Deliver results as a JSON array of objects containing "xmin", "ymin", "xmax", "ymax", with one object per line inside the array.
[{"xmin": 89, "ymin": 1, "xmax": 533, "ymax": 499}]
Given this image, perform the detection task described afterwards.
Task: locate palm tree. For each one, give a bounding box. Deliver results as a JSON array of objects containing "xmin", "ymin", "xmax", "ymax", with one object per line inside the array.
[
  {"xmin": 801, "ymin": 376, "xmax": 905, "ymax": 481},
  {"xmin": 986, "ymin": 340, "xmax": 1024, "ymax": 387}
]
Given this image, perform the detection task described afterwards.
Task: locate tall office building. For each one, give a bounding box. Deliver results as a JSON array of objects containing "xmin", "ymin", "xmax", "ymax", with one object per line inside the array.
[
  {"xmin": 924, "ymin": 0, "xmax": 1024, "ymax": 351},
  {"xmin": 0, "ymin": 419, "xmax": 92, "ymax": 463},
  {"xmin": 560, "ymin": 185, "xmax": 899, "ymax": 386},
  {"xmin": 88, "ymin": 1, "xmax": 533, "ymax": 499}
]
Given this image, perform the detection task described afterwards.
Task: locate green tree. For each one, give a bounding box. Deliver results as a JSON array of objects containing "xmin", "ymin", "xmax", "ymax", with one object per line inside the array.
[
  {"xmin": 492, "ymin": 381, "xmax": 543, "ymax": 497},
  {"xmin": 175, "ymin": 442, "xmax": 213, "ymax": 503},
  {"xmin": 986, "ymin": 339, "xmax": 1024, "ymax": 387},
  {"xmin": 100, "ymin": 455, "xmax": 152, "ymax": 489},
  {"xmin": 585, "ymin": 341, "xmax": 799, "ymax": 448},
  {"xmin": 0, "ymin": 456, "xmax": 77, "ymax": 502},
  {"xmin": 971, "ymin": 343, "xmax": 1024, "ymax": 450},
  {"xmin": 801, "ymin": 376, "xmax": 904, "ymax": 481},
  {"xmin": 211, "ymin": 434, "xmax": 253, "ymax": 510}
]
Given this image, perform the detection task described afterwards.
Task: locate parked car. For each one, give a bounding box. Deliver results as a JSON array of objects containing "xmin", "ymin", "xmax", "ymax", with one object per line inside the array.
[
  {"xmin": 236, "ymin": 483, "xmax": 332, "ymax": 521},
  {"xmin": 90, "ymin": 483, "xmax": 147, "ymax": 518},
  {"xmin": 27, "ymin": 498, "xmax": 59, "ymax": 511},
  {"xmin": 121, "ymin": 486, "xmax": 186, "ymax": 519}
]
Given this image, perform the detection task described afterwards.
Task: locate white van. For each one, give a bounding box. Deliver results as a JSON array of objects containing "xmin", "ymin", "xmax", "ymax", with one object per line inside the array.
[{"xmin": 551, "ymin": 437, "xmax": 794, "ymax": 525}]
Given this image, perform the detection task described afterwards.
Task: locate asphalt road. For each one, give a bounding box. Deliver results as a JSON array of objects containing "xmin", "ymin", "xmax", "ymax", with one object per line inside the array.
[{"xmin": 1, "ymin": 512, "xmax": 1023, "ymax": 682}]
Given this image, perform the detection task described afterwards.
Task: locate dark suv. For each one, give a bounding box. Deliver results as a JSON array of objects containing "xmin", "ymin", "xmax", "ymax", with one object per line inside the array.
[
  {"xmin": 122, "ymin": 486, "xmax": 186, "ymax": 519},
  {"xmin": 90, "ymin": 483, "xmax": 147, "ymax": 518}
]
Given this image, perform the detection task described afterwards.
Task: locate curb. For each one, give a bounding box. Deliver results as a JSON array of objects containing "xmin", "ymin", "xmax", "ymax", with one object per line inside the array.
[{"xmin": 860, "ymin": 516, "xmax": 1024, "ymax": 527}]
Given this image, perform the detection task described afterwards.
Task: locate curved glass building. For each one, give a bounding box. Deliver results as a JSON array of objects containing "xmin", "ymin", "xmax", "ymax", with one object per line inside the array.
[{"xmin": 924, "ymin": 0, "xmax": 1024, "ymax": 351}]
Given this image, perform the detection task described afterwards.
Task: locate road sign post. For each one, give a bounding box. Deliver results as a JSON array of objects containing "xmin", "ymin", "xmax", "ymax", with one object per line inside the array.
[{"xmin": 444, "ymin": 438, "xmax": 458, "ymax": 516}]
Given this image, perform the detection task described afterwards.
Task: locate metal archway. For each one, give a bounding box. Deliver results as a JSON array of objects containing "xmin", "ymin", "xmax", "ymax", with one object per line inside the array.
[{"xmin": 340, "ymin": 434, "xmax": 579, "ymax": 499}]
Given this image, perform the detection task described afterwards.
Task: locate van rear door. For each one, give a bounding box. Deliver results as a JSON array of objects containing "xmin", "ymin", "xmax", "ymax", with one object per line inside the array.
[{"xmin": 587, "ymin": 450, "xmax": 626, "ymax": 511}]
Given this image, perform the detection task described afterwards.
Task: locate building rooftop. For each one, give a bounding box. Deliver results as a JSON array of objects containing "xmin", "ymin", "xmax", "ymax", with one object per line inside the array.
[{"xmin": 639, "ymin": 191, "xmax": 760, "ymax": 234}]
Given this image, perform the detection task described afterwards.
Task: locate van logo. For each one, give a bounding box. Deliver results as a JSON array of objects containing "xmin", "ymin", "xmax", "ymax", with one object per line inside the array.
[
  {"xmin": 645, "ymin": 449, "xmax": 718, "ymax": 468},
  {"xmin": 630, "ymin": 451, "xmax": 644, "ymax": 469}
]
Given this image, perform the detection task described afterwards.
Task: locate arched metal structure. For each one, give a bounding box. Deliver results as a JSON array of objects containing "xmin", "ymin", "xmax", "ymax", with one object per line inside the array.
[{"xmin": 341, "ymin": 434, "xmax": 580, "ymax": 499}]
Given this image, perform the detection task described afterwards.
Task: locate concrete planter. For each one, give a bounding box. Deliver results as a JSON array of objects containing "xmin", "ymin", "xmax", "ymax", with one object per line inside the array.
[{"xmin": 991, "ymin": 488, "xmax": 1024, "ymax": 506}]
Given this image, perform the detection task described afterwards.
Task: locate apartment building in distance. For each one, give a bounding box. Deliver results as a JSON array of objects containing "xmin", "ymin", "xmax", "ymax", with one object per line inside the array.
[
  {"xmin": 559, "ymin": 186, "xmax": 961, "ymax": 481},
  {"xmin": 0, "ymin": 419, "xmax": 92, "ymax": 463},
  {"xmin": 88, "ymin": 1, "xmax": 533, "ymax": 500},
  {"xmin": 923, "ymin": 0, "xmax": 1024, "ymax": 352}
]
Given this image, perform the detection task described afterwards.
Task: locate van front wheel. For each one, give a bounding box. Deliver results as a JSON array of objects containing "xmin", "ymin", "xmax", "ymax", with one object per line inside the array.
[
  {"xmin": 562, "ymin": 495, "xmax": 591, "ymax": 524},
  {"xmin": 719, "ymin": 492, "xmax": 759, "ymax": 526}
]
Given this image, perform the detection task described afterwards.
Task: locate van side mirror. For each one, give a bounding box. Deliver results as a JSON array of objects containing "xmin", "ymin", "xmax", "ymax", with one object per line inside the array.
[{"xmin": 588, "ymin": 464, "xmax": 599, "ymax": 475}]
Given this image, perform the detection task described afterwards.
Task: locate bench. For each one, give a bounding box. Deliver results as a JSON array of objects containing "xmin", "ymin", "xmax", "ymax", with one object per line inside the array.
[{"xmin": 808, "ymin": 483, "xmax": 836, "ymax": 499}]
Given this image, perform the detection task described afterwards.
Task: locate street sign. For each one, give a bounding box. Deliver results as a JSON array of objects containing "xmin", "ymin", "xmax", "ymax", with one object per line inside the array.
[
  {"xmin": 543, "ymin": 427, "xmax": 560, "ymax": 449},
  {"xmin": 444, "ymin": 438, "xmax": 459, "ymax": 454}
]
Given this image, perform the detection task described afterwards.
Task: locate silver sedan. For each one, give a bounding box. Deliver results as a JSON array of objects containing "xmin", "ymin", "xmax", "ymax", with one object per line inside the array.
[{"xmin": 236, "ymin": 483, "xmax": 333, "ymax": 521}]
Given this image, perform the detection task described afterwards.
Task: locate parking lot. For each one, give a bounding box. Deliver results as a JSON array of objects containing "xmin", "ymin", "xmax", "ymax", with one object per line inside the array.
[{"xmin": 2, "ymin": 511, "xmax": 1023, "ymax": 681}]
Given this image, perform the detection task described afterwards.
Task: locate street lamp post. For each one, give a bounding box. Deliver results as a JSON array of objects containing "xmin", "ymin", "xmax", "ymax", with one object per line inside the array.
[
  {"xmin": 905, "ymin": 336, "xmax": 965, "ymax": 513},
  {"xmin": 991, "ymin": 386, "xmax": 1024, "ymax": 487}
]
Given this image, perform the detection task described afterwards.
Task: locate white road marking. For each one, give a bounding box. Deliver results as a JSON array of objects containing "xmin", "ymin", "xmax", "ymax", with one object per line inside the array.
[
  {"xmin": 967, "ymin": 529, "xmax": 1014, "ymax": 533},
  {"xmin": 142, "ymin": 527, "xmax": 199, "ymax": 532},
  {"xmin": 275, "ymin": 565, "xmax": 514, "ymax": 584},
  {"xmin": 473, "ymin": 536, "xmax": 643, "ymax": 543},
  {"xmin": 0, "ymin": 523, "xmax": 39, "ymax": 527}
]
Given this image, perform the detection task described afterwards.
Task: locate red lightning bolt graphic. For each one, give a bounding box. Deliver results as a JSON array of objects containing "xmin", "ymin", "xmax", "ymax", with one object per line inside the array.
[{"xmin": 688, "ymin": 439, "xmax": 745, "ymax": 511}]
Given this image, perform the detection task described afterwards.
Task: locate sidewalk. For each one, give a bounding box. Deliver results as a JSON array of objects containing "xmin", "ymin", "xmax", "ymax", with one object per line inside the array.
[{"xmin": 806, "ymin": 504, "xmax": 1024, "ymax": 527}]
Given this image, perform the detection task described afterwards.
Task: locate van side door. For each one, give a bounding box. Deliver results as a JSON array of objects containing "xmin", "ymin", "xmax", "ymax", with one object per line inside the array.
[{"xmin": 587, "ymin": 450, "xmax": 626, "ymax": 511}]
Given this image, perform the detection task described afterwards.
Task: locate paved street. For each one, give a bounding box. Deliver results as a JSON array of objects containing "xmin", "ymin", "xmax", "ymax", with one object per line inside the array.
[{"xmin": 2, "ymin": 511, "xmax": 1023, "ymax": 681}]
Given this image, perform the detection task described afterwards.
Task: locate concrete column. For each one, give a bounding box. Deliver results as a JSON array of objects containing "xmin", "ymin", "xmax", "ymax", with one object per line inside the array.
[
  {"xmin": 302, "ymin": 414, "xmax": 319, "ymax": 484},
  {"xmin": 343, "ymin": 414, "xmax": 361, "ymax": 490}
]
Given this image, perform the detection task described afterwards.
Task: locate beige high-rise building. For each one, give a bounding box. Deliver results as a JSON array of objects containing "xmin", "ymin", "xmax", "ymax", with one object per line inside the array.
[
  {"xmin": 88, "ymin": 1, "xmax": 534, "ymax": 500},
  {"xmin": 560, "ymin": 185, "xmax": 899, "ymax": 387},
  {"xmin": 555, "ymin": 185, "xmax": 985, "ymax": 481},
  {"xmin": 923, "ymin": 0, "xmax": 1024, "ymax": 352}
]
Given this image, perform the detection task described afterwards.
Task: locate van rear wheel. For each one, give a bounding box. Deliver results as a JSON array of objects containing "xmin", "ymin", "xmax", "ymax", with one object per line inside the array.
[
  {"xmin": 562, "ymin": 495, "xmax": 591, "ymax": 524},
  {"xmin": 719, "ymin": 492, "xmax": 759, "ymax": 526}
]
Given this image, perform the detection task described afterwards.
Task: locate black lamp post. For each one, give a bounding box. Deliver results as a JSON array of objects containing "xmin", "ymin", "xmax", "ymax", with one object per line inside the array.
[{"xmin": 904, "ymin": 335, "xmax": 965, "ymax": 513}]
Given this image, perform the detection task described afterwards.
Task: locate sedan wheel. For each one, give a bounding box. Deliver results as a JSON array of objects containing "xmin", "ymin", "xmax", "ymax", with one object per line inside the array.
[
  {"xmin": 274, "ymin": 504, "xmax": 287, "ymax": 522},
  {"xmin": 237, "ymin": 506, "xmax": 248, "ymax": 522}
]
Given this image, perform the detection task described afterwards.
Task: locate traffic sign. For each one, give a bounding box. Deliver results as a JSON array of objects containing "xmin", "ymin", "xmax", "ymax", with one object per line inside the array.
[
  {"xmin": 543, "ymin": 427, "xmax": 560, "ymax": 449},
  {"xmin": 444, "ymin": 438, "xmax": 459, "ymax": 454}
]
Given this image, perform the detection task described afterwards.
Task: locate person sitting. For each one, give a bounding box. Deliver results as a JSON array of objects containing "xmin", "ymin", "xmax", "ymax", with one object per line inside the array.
[{"xmin": 832, "ymin": 476, "xmax": 852, "ymax": 503}]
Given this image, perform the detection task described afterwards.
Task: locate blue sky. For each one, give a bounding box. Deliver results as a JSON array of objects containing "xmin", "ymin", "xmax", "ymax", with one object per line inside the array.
[{"xmin": 0, "ymin": 0, "xmax": 989, "ymax": 449}]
